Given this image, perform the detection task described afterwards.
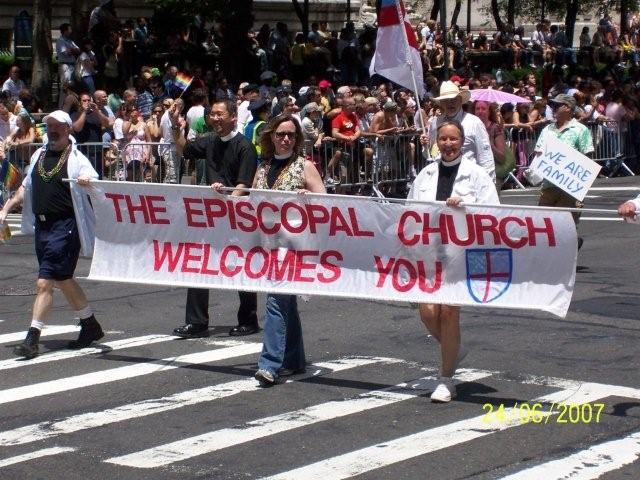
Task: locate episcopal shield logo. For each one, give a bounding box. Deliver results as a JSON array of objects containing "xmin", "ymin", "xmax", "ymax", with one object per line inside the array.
[{"xmin": 465, "ymin": 248, "xmax": 512, "ymax": 303}]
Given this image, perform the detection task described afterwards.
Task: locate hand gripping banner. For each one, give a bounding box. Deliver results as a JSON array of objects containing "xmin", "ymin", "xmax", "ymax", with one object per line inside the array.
[{"xmin": 74, "ymin": 181, "xmax": 578, "ymax": 318}]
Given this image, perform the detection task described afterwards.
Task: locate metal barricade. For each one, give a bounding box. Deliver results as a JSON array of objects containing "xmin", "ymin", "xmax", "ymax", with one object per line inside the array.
[
  {"xmin": 118, "ymin": 141, "xmax": 174, "ymax": 183},
  {"xmin": 501, "ymin": 120, "xmax": 634, "ymax": 188},
  {"xmin": 316, "ymin": 137, "xmax": 378, "ymax": 194}
]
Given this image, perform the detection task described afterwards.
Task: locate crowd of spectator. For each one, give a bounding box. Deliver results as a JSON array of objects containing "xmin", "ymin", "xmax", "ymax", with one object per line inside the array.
[{"xmin": 2, "ymin": 6, "xmax": 640, "ymax": 198}]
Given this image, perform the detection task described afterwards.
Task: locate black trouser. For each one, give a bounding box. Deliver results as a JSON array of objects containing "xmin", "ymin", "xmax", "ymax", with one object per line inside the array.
[{"xmin": 185, "ymin": 288, "xmax": 258, "ymax": 327}]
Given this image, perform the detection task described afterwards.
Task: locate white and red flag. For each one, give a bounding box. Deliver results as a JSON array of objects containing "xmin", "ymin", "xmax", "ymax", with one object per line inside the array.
[{"xmin": 369, "ymin": 0, "xmax": 424, "ymax": 97}]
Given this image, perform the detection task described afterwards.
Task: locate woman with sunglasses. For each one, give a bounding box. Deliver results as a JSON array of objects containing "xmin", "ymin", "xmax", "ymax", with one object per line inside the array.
[{"xmin": 253, "ymin": 114, "xmax": 325, "ymax": 387}]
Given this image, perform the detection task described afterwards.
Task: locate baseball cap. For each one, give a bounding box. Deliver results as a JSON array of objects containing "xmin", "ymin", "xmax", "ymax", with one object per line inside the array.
[
  {"xmin": 549, "ymin": 93, "xmax": 576, "ymax": 109},
  {"xmin": 43, "ymin": 110, "xmax": 72, "ymax": 127},
  {"xmin": 318, "ymin": 80, "xmax": 332, "ymax": 89},
  {"xmin": 298, "ymin": 86, "xmax": 310, "ymax": 96}
]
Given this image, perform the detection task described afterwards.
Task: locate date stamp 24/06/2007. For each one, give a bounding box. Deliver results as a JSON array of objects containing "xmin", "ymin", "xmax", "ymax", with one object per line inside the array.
[{"xmin": 481, "ymin": 402, "xmax": 606, "ymax": 425}]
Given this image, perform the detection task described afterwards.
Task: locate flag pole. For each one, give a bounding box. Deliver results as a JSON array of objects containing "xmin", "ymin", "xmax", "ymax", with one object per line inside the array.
[{"xmin": 393, "ymin": 0, "xmax": 427, "ymax": 137}]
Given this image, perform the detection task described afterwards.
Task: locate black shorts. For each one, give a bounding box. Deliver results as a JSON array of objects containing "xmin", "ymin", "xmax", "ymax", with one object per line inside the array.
[{"xmin": 35, "ymin": 215, "xmax": 81, "ymax": 281}]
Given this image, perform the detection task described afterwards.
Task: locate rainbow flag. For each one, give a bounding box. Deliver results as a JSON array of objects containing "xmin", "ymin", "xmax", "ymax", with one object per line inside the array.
[
  {"xmin": 0, "ymin": 159, "xmax": 21, "ymax": 190},
  {"xmin": 174, "ymin": 72, "xmax": 194, "ymax": 91},
  {"xmin": 35, "ymin": 123, "xmax": 46, "ymax": 139}
]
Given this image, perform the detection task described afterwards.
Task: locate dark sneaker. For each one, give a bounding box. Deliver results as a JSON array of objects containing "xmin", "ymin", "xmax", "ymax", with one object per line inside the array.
[
  {"xmin": 173, "ymin": 323, "xmax": 209, "ymax": 338},
  {"xmin": 68, "ymin": 315, "xmax": 104, "ymax": 349},
  {"xmin": 13, "ymin": 327, "xmax": 40, "ymax": 359}
]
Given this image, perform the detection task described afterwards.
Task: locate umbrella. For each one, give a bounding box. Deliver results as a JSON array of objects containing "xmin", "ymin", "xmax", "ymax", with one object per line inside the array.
[
  {"xmin": 469, "ymin": 88, "xmax": 531, "ymax": 104},
  {"xmin": 259, "ymin": 71, "xmax": 276, "ymax": 81}
]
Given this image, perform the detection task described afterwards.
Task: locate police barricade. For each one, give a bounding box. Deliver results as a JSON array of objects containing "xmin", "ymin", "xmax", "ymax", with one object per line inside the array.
[
  {"xmin": 503, "ymin": 120, "xmax": 634, "ymax": 188},
  {"xmin": 310, "ymin": 134, "xmax": 421, "ymax": 197},
  {"xmin": 6, "ymin": 142, "xmax": 107, "ymax": 177},
  {"xmin": 117, "ymin": 141, "xmax": 173, "ymax": 183}
]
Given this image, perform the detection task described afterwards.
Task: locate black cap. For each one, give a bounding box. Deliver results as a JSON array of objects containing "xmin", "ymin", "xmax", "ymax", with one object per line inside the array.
[
  {"xmin": 248, "ymin": 98, "xmax": 269, "ymax": 112},
  {"xmin": 242, "ymin": 83, "xmax": 259, "ymax": 95}
]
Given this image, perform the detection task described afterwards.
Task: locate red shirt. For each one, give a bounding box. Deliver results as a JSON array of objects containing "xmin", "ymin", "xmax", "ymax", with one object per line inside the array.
[{"xmin": 331, "ymin": 111, "xmax": 358, "ymax": 137}]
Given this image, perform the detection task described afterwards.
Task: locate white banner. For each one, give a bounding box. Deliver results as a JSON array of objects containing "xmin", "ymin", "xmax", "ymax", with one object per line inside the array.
[
  {"xmin": 76, "ymin": 181, "xmax": 578, "ymax": 318},
  {"xmin": 529, "ymin": 133, "xmax": 601, "ymax": 201}
]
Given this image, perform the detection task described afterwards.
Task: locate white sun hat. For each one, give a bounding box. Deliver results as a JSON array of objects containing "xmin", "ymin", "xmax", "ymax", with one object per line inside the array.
[{"xmin": 433, "ymin": 81, "xmax": 471, "ymax": 103}]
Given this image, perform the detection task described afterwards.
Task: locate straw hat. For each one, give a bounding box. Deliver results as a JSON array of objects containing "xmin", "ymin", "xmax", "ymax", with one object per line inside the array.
[{"xmin": 434, "ymin": 81, "xmax": 471, "ymax": 103}]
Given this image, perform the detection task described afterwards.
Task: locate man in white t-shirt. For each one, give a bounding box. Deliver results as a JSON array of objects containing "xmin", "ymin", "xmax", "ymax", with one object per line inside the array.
[
  {"xmin": 55, "ymin": 23, "xmax": 80, "ymax": 86},
  {"xmin": 159, "ymin": 98, "xmax": 184, "ymax": 183},
  {"xmin": 236, "ymin": 83, "xmax": 260, "ymax": 133},
  {"xmin": 2, "ymin": 66, "xmax": 26, "ymax": 100},
  {"xmin": 0, "ymin": 100, "xmax": 17, "ymax": 141}
]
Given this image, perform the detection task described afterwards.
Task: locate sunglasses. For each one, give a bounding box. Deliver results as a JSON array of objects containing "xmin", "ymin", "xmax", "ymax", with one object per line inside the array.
[
  {"xmin": 153, "ymin": 110, "xmax": 162, "ymax": 114},
  {"xmin": 163, "ymin": 104, "xmax": 172, "ymax": 108},
  {"xmin": 274, "ymin": 131, "xmax": 296, "ymax": 139}
]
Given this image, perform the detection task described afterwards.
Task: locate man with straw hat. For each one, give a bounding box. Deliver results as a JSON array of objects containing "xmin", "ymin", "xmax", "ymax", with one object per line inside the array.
[{"xmin": 427, "ymin": 81, "xmax": 494, "ymax": 180}]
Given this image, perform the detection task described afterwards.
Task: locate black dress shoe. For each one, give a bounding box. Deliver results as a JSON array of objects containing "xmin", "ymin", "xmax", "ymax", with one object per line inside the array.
[
  {"xmin": 173, "ymin": 324, "xmax": 209, "ymax": 338},
  {"xmin": 228, "ymin": 324, "xmax": 260, "ymax": 336}
]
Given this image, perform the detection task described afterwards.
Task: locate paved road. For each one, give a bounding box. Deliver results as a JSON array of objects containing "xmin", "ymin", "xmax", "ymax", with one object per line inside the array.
[{"xmin": 1, "ymin": 178, "xmax": 639, "ymax": 480}]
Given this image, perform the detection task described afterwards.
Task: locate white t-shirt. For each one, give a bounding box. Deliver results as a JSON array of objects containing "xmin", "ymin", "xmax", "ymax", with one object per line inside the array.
[
  {"xmin": 186, "ymin": 105, "xmax": 205, "ymax": 129},
  {"xmin": 2, "ymin": 78, "xmax": 25, "ymax": 100},
  {"xmin": 78, "ymin": 51, "xmax": 97, "ymax": 77},
  {"xmin": 0, "ymin": 113, "xmax": 17, "ymax": 141},
  {"xmin": 55, "ymin": 36, "xmax": 78, "ymax": 64},
  {"xmin": 236, "ymin": 100, "xmax": 253, "ymax": 133},
  {"xmin": 113, "ymin": 118, "xmax": 124, "ymax": 141}
]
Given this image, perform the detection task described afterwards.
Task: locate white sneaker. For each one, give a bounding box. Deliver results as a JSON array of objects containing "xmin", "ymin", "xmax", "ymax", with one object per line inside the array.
[
  {"xmin": 431, "ymin": 377, "xmax": 456, "ymax": 403},
  {"xmin": 255, "ymin": 369, "xmax": 276, "ymax": 387}
]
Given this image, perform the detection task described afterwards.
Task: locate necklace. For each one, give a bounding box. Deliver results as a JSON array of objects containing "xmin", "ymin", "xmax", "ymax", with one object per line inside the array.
[{"xmin": 37, "ymin": 144, "xmax": 71, "ymax": 182}]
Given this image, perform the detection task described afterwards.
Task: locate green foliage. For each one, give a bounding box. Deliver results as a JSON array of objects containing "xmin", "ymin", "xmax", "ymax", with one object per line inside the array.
[{"xmin": 0, "ymin": 51, "xmax": 15, "ymax": 67}]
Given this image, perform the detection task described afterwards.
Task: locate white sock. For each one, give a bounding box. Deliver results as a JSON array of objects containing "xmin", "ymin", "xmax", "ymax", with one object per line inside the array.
[
  {"xmin": 75, "ymin": 306, "xmax": 93, "ymax": 320},
  {"xmin": 30, "ymin": 320, "xmax": 45, "ymax": 331}
]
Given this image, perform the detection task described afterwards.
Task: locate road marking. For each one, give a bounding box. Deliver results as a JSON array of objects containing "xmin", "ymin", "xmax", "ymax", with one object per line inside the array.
[
  {"xmin": 0, "ymin": 340, "xmax": 262, "ymax": 406},
  {"xmin": 0, "ymin": 447, "xmax": 75, "ymax": 468},
  {"xmin": 0, "ymin": 325, "xmax": 79, "ymax": 345},
  {"xmin": 0, "ymin": 334, "xmax": 178, "ymax": 371},
  {"xmin": 0, "ymin": 357, "xmax": 399, "ymax": 447},
  {"xmin": 258, "ymin": 385, "xmax": 621, "ymax": 480},
  {"xmin": 499, "ymin": 430, "xmax": 640, "ymax": 480},
  {"xmin": 105, "ymin": 369, "xmax": 493, "ymax": 468}
]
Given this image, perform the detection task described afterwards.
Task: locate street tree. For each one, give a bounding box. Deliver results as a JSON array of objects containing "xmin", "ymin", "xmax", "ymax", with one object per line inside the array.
[{"xmin": 31, "ymin": 0, "xmax": 52, "ymax": 108}]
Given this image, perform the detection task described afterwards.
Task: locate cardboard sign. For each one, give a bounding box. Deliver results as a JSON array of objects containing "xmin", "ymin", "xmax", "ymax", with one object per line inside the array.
[{"xmin": 529, "ymin": 134, "xmax": 601, "ymax": 201}]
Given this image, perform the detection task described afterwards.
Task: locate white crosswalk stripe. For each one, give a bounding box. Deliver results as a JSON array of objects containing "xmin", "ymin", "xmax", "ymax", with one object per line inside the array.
[
  {"xmin": 498, "ymin": 430, "xmax": 640, "ymax": 480},
  {"xmin": 0, "ymin": 356, "xmax": 396, "ymax": 447},
  {"xmin": 105, "ymin": 369, "xmax": 493, "ymax": 468},
  {"xmin": 0, "ymin": 340, "xmax": 262, "ymax": 405},
  {"xmin": 0, "ymin": 447, "xmax": 76, "ymax": 467},
  {"xmin": 0, "ymin": 325, "xmax": 79, "ymax": 345},
  {"xmin": 1, "ymin": 330, "xmax": 639, "ymax": 478},
  {"xmin": 258, "ymin": 386, "xmax": 619, "ymax": 480}
]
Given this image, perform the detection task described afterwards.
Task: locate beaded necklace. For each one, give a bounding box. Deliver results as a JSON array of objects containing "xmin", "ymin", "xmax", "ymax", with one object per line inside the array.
[{"xmin": 37, "ymin": 144, "xmax": 71, "ymax": 182}]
